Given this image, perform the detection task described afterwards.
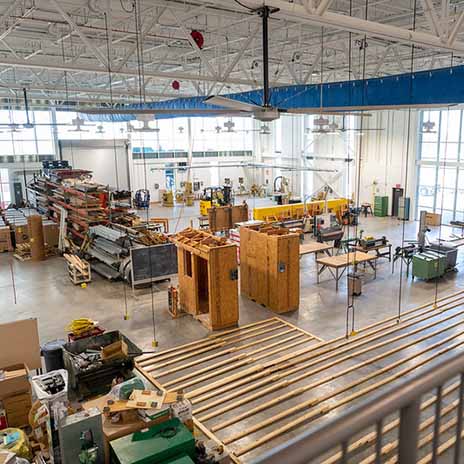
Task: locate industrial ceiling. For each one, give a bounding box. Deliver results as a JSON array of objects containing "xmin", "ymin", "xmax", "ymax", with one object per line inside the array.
[{"xmin": 0, "ymin": 0, "xmax": 463, "ymax": 106}]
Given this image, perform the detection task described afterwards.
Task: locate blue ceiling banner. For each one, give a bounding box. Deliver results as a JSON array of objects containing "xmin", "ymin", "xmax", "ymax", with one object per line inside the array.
[{"xmin": 83, "ymin": 65, "xmax": 464, "ymax": 121}]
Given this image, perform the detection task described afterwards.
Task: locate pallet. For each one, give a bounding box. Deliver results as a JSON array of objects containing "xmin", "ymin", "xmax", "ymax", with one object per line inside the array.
[
  {"xmin": 64, "ymin": 253, "xmax": 92, "ymax": 284},
  {"xmin": 136, "ymin": 291, "xmax": 464, "ymax": 463}
]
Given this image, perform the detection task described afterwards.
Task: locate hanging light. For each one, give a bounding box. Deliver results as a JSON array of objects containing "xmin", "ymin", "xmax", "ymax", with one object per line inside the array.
[
  {"xmin": 223, "ymin": 120, "xmax": 235, "ymax": 132},
  {"xmin": 422, "ymin": 120, "xmax": 436, "ymax": 133},
  {"xmin": 130, "ymin": 115, "xmax": 159, "ymax": 133},
  {"xmin": 215, "ymin": 126, "xmax": 222, "ymax": 134},
  {"xmin": 68, "ymin": 116, "xmax": 92, "ymax": 132},
  {"xmin": 259, "ymin": 124, "xmax": 271, "ymax": 135},
  {"xmin": 96, "ymin": 124, "xmax": 105, "ymax": 134},
  {"xmin": 314, "ymin": 116, "xmax": 329, "ymax": 127},
  {"xmin": 178, "ymin": 126, "xmax": 184, "ymax": 134}
]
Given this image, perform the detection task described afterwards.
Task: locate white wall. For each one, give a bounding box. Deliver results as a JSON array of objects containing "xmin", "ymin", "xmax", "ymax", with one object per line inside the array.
[
  {"xmin": 60, "ymin": 140, "xmax": 130, "ymax": 190},
  {"xmin": 129, "ymin": 159, "xmax": 253, "ymax": 202},
  {"xmin": 358, "ymin": 110, "xmax": 418, "ymax": 216}
]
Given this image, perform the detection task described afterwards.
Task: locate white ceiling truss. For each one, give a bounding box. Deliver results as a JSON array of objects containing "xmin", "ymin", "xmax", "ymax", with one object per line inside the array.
[{"xmin": 0, "ymin": 0, "xmax": 463, "ymax": 106}]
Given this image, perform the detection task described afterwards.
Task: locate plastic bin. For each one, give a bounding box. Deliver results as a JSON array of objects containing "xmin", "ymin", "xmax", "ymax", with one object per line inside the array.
[
  {"xmin": 62, "ymin": 331, "xmax": 142, "ymax": 398},
  {"xmin": 41, "ymin": 339, "xmax": 67, "ymax": 372}
]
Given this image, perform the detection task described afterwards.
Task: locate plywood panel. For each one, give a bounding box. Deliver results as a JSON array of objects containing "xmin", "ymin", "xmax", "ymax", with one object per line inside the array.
[
  {"xmin": 0, "ymin": 319, "xmax": 41, "ymax": 370},
  {"xmin": 240, "ymin": 227, "xmax": 299, "ymax": 313}
]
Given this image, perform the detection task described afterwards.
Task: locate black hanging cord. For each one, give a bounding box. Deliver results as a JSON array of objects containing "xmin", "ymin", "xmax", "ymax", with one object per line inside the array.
[
  {"xmin": 396, "ymin": 0, "xmax": 418, "ymax": 321},
  {"xmin": 345, "ymin": 0, "xmax": 354, "ymax": 338},
  {"xmin": 233, "ymin": 0, "xmax": 254, "ymax": 11},
  {"xmin": 104, "ymin": 12, "xmax": 130, "ymax": 321},
  {"xmin": 133, "ymin": 0, "xmax": 157, "ymax": 346}
]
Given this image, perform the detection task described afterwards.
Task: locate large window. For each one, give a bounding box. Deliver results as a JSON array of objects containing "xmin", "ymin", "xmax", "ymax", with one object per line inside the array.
[
  {"xmin": 0, "ymin": 168, "xmax": 10, "ymax": 207},
  {"xmin": 417, "ymin": 110, "xmax": 464, "ymax": 223}
]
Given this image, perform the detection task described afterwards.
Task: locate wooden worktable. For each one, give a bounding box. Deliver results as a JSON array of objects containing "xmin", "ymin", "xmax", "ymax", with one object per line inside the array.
[
  {"xmin": 299, "ymin": 242, "xmax": 333, "ymax": 260},
  {"xmin": 353, "ymin": 242, "xmax": 392, "ymax": 262},
  {"xmin": 316, "ymin": 251, "xmax": 378, "ymax": 290}
]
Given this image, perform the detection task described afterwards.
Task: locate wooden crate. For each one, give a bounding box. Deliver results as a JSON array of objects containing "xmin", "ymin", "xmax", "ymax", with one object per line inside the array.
[
  {"xmin": 208, "ymin": 203, "xmax": 248, "ymax": 233},
  {"xmin": 171, "ymin": 228, "xmax": 239, "ymax": 331},
  {"xmin": 240, "ymin": 226, "xmax": 299, "ymax": 313},
  {"xmin": 0, "ymin": 226, "xmax": 13, "ymax": 252}
]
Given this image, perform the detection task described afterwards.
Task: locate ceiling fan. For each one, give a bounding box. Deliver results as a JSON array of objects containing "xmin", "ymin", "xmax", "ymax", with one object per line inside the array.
[
  {"xmin": 67, "ymin": 116, "xmax": 95, "ymax": 132},
  {"xmin": 77, "ymin": 7, "xmax": 370, "ymax": 122}
]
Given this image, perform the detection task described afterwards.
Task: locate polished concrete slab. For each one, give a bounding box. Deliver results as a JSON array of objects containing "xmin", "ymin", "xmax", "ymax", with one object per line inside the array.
[{"xmin": 1, "ymin": 200, "xmax": 462, "ymax": 349}]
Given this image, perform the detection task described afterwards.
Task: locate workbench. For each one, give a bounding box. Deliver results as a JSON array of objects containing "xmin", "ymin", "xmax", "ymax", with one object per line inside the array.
[
  {"xmin": 299, "ymin": 242, "xmax": 333, "ymax": 262},
  {"xmin": 316, "ymin": 251, "xmax": 378, "ymax": 291},
  {"xmin": 353, "ymin": 242, "xmax": 392, "ymax": 261}
]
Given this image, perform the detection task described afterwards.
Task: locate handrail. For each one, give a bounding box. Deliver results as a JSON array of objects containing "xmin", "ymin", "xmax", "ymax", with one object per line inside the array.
[{"xmin": 252, "ymin": 349, "xmax": 464, "ymax": 464}]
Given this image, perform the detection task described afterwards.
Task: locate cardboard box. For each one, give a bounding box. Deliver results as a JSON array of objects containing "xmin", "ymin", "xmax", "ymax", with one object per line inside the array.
[
  {"xmin": 425, "ymin": 212, "xmax": 441, "ymax": 226},
  {"xmin": 3, "ymin": 391, "xmax": 32, "ymax": 428},
  {"xmin": 43, "ymin": 224, "xmax": 59, "ymax": 248},
  {"xmin": 0, "ymin": 364, "xmax": 30, "ymax": 399}
]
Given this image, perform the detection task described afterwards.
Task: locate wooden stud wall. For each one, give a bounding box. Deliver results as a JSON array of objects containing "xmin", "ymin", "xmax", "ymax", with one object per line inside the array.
[
  {"xmin": 240, "ymin": 226, "xmax": 300, "ymax": 313},
  {"xmin": 136, "ymin": 291, "xmax": 464, "ymax": 463}
]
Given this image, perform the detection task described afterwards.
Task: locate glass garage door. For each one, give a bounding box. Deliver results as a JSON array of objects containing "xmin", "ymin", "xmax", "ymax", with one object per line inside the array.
[{"xmin": 417, "ymin": 110, "xmax": 464, "ymax": 224}]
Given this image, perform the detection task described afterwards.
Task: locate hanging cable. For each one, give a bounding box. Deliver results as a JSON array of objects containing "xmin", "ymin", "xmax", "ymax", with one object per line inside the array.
[
  {"xmin": 434, "ymin": 100, "xmax": 452, "ymax": 307},
  {"xmin": 396, "ymin": 0, "xmax": 417, "ymax": 321},
  {"xmin": 133, "ymin": 0, "xmax": 157, "ymax": 347},
  {"xmin": 104, "ymin": 12, "xmax": 130, "ymax": 321}
]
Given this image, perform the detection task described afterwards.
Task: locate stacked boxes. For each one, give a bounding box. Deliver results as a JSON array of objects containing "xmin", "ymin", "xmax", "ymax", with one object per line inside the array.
[{"xmin": 0, "ymin": 364, "xmax": 32, "ymax": 428}]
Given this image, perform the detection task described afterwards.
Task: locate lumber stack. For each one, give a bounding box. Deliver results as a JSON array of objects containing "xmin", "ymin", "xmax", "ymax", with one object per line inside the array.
[
  {"xmin": 64, "ymin": 253, "xmax": 91, "ymax": 285},
  {"xmin": 14, "ymin": 242, "xmax": 54, "ymax": 261}
]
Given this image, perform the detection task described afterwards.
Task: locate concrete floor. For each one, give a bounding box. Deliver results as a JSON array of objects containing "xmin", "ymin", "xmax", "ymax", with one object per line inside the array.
[{"xmin": 1, "ymin": 198, "xmax": 463, "ymax": 350}]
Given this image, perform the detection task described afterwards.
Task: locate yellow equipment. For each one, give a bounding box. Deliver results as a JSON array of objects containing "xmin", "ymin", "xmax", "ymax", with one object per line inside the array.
[
  {"xmin": 162, "ymin": 190, "xmax": 174, "ymax": 207},
  {"xmin": 66, "ymin": 318, "xmax": 96, "ymax": 336},
  {"xmin": 199, "ymin": 187, "xmax": 228, "ymax": 216},
  {"xmin": 253, "ymin": 198, "xmax": 350, "ymax": 222}
]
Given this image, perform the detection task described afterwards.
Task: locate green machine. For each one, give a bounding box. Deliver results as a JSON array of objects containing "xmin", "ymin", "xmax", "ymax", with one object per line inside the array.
[
  {"xmin": 110, "ymin": 418, "xmax": 195, "ymax": 464},
  {"xmin": 412, "ymin": 250, "xmax": 447, "ymax": 280},
  {"xmin": 374, "ymin": 196, "xmax": 389, "ymax": 217}
]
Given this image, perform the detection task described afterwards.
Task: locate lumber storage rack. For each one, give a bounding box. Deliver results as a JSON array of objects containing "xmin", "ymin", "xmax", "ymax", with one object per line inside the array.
[
  {"xmin": 136, "ymin": 291, "xmax": 464, "ymax": 463},
  {"xmin": 253, "ymin": 347, "xmax": 464, "ymax": 464}
]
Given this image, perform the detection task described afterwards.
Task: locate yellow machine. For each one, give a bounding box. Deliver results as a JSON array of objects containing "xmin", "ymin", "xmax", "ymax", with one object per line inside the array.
[
  {"xmin": 253, "ymin": 198, "xmax": 350, "ymax": 222},
  {"xmin": 176, "ymin": 182, "xmax": 194, "ymax": 206},
  {"xmin": 184, "ymin": 181, "xmax": 194, "ymax": 206},
  {"xmin": 162, "ymin": 190, "xmax": 174, "ymax": 207},
  {"xmin": 199, "ymin": 186, "xmax": 231, "ymax": 216}
]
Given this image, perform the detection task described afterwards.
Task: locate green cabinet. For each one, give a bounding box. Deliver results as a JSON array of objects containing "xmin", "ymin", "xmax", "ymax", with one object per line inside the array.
[
  {"xmin": 412, "ymin": 251, "xmax": 447, "ymax": 280},
  {"xmin": 110, "ymin": 418, "xmax": 195, "ymax": 464},
  {"xmin": 374, "ymin": 196, "xmax": 389, "ymax": 217}
]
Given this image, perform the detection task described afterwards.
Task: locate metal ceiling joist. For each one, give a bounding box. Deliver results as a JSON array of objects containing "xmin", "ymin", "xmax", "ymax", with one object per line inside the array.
[
  {"xmin": 49, "ymin": 0, "xmax": 109, "ymax": 68},
  {"xmin": 0, "ymin": 57, "xmax": 255, "ymax": 86},
  {"xmin": 219, "ymin": 0, "xmax": 464, "ymax": 54}
]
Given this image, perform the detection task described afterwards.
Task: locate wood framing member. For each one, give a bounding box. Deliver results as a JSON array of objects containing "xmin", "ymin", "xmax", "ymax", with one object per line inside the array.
[{"xmin": 136, "ymin": 291, "xmax": 464, "ymax": 463}]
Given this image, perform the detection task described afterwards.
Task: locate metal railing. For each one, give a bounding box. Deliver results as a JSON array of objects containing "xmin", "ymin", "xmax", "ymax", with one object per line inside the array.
[{"xmin": 252, "ymin": 350, "xmax": 464, "ymax": 464}]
